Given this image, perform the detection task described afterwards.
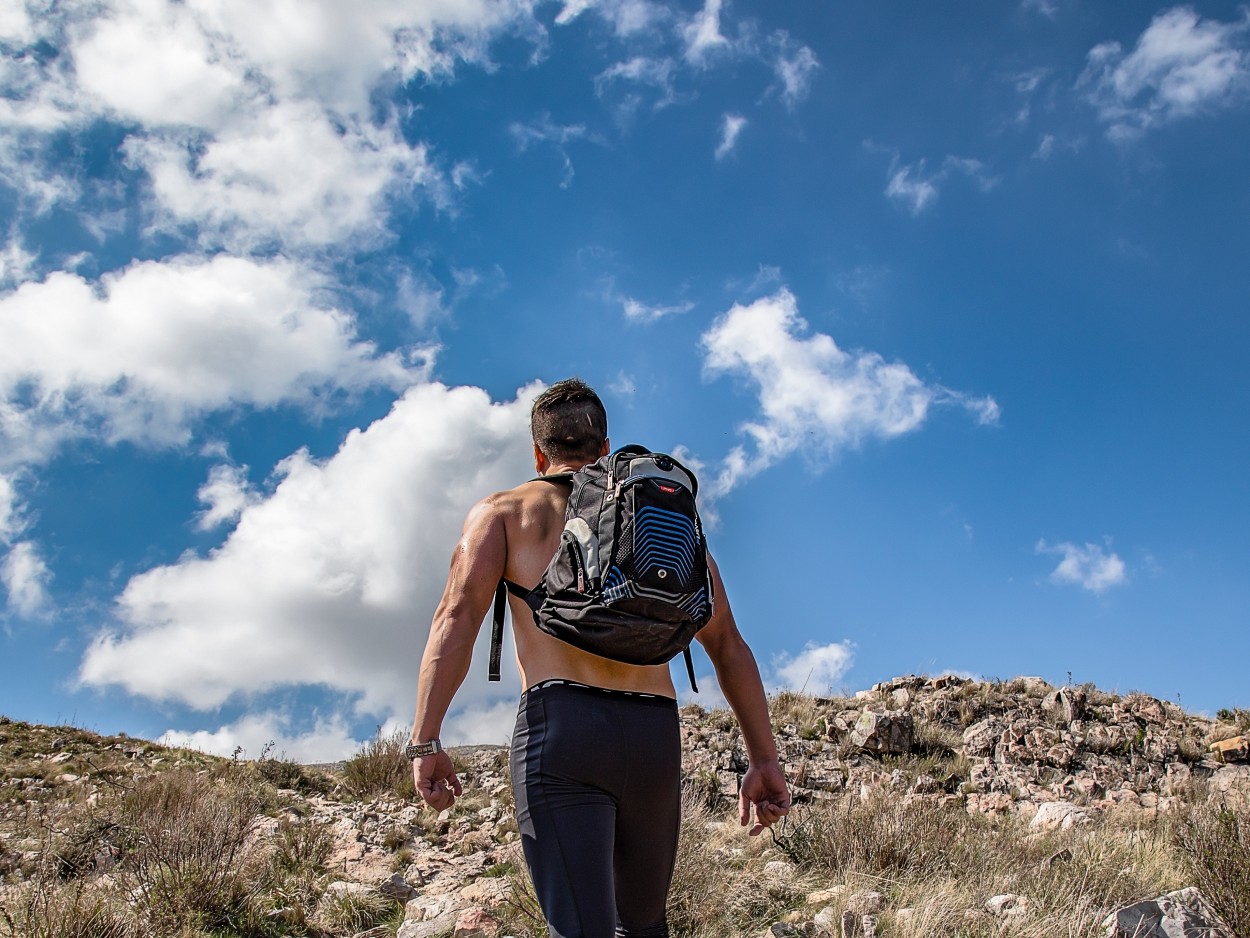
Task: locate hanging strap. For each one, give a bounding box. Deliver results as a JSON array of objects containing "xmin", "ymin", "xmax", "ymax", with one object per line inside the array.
[
  {"xmin": 488, "ymin": 581, "xmax": 507, "ymax": 683},
  {"xmin": 486, "ymin": 473, "xmax": 572, "ymax": 682},
  {"xmin": 683, "ymin": 647, "xmax": 699, "ymax": 694},
  {"xmin": 488, "ymin": 578, "xmax": 545, "ymax": 682}
]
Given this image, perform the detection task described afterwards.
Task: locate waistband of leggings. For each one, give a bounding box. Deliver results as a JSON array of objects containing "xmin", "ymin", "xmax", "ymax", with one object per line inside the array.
[{"xmin": 520, "ymin": 678, "xmax": 677, "ymax": 708}]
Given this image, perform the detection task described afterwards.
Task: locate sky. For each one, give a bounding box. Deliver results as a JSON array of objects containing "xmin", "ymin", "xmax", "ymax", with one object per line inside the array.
[{"xmin": 1, "ymin": 0, "xmax": 1248, "ymax": 760}]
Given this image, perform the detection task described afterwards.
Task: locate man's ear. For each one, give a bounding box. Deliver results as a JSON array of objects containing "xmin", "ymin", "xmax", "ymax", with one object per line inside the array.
[
  {"xmin": 599, "ymin": 438, "xmax": 610, "ymax": 457},
  {"xmin": 533, "ymin": 442, "xmax": 549, "ymax": 475}
]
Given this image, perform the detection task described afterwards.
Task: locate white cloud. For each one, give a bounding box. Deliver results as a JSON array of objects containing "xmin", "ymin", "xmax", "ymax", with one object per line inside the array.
[
  {"xmin": 885, "ymin": 160, "xmax": 941, "ymax": 215},
  {"xmin": 2, "ymin": 540, "xmax": 51, "ymax": 616},
  {"xmin": 769, "ymin": 641, "xmax": 854, "ymax": 694},
  {"xmin": 0, "ymin": 239, "xmax": 35, "ymax": 289},
  {"xmin": 0, "ymin": 0, "xmax": 544, "ymax": 247},
  {"xmin": 0, "ymin": 255, "xmax": 417, "ymax": 463},
  {"xmin": 196, "ymin": 464, "xmax": 259, "ymax": 531},
  {"xmin": 883, "ymin": 154, "xmax": 997, "ymax": 214},
  {"xmin": 623, "ymin": 297, "xmax": 695, "ymax": 322},
  {"xmin": 1022, "ymin": 0, "xmax": 1059, "ymax": 19},
  {"xmin": 595, "ymin": 55, "xmax": 680, "ymax": 113},
  {"xmin": 683, "ymin": 0, "xmax": 729, "ymax": 65},
  {"xmin": 701, "ymin": 288, "xmax": 997, "ymax": 496},
  {"xmin": 79, "ymin": 381, "xmax": 540, "ymax": 719},
  {"xmin": 509, "ymin": 114, "xmax": 593, "ymax": 187},
  {"xmin": 160, "ymin": 710, "xmax": 363, "ymax": 763},
  {"xmin": 1080, "ymin": 6, "xmax": 1250, "ymax": 140},
  {"xmin": 127, "ymin": 108, "xmax": 446, "ymax": 251},
  {"xmin": 442, "ymin": 699, "xmax": 518, "ymax": 747},
  {"xmin": 560, "ymin": 0, "xmax": 668, "ymax": 36},
  {"xmin": 771, "ymin": 34, "xmax": 820, "ymax": 110},
  {"xmin": 715, "ymin": 112, "xmax": 747, "ymax": 160},
  {"xmin": 1037, "ymin": 539, "xmax": 1128, "ymax": 593}
]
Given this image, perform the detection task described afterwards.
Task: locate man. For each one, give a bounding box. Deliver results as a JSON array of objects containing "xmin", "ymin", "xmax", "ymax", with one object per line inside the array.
[{"xmin": 411, "ymin": 378, "xmax": 789, "ymax": 938}]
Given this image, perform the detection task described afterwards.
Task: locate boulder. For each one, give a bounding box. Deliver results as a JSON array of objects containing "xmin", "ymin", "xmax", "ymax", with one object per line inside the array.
[
  {"xmin": 1042, "ymin": 688, "xmax": 1087, "ymax": 726},
  {"xmin": 962, "ymin": 719, "xmax": 1001, "ymax": 757},
  {"xmin": 851, "ymin": 711, "xmax": 913, "ymax": 755},
  {"xmin": 1029, "ymin": 801, "xmax": 1093, "ymax": 831},
  {"xmin": 1102, "ymin": 887, "xmax": 1234, "ymax": 938}
]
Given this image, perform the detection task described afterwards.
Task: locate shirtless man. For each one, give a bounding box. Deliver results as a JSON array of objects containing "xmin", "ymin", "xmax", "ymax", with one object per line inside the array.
[{"xmin": 410, "ymin": 378, "xmax": 790, "ymax": 938}]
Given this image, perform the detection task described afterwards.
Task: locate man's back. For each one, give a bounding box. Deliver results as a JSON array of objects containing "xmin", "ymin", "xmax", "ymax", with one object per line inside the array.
[{"xmin": 489, "ymin": 475, "xmax": 678, "ymax": 696}]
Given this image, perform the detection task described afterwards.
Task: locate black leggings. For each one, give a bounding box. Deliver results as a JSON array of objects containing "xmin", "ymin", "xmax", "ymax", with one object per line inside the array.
[{"xmin": 510, "ymin": 680, "xmax": 681, "ymax": 938}]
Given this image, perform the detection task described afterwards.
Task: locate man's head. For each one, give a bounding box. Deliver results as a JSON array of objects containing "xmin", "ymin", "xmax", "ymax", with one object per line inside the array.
[{"xmin": 530, "ymin": 378, "xmax": 608, "ymax": 468}]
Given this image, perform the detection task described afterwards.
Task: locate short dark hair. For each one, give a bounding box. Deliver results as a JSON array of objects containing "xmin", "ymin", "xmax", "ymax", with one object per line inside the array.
[{"xmin": 531, "ymin": 378, "xmax": 608, "ymax": 464}]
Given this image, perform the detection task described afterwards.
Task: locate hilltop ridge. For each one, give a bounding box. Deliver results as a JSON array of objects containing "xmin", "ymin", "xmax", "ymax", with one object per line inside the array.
[{"xmin": 2, "ymin": 675, "xmax": 1249, "ymax": 937}]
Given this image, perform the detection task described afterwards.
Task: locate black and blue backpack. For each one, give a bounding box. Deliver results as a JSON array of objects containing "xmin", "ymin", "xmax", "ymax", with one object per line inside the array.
[{"xmin": 489, "ymin": 445, "xmax": 714, "ymax": 690}]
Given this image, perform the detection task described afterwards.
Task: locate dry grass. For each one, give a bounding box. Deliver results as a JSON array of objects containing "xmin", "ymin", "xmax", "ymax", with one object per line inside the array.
[{"xmin": 1172, "ymin": 800, "xmax": 1250, "ymax": 933}]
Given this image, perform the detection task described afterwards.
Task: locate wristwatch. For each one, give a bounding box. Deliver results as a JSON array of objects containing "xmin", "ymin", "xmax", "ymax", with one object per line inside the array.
[{"xmin": 405, "ymin": 738, "xmax": 444, "ymax": 759}]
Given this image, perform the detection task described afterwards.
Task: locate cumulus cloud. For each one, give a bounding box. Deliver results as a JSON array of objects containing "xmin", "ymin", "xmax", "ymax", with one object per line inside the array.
[
  {"xmin": 0, "ymin": 0, "xmax": 543, "ymax": 248},
  {"xmin": 0, "ymin": 255, "xmax": 417, "ymax": 463},
  {"xmin": 1080, "ymin": 6, "xmax": 1250, "ymax": 140},
  {"xmin": 769, "ymin": 641, "xmax": 854, "ymax": 694},
  {"xmin": 160, "ymin": 710, "xmax": 363, "ymax": 763},
  {"xmin": 196, "ymin": 464, "xmax": 260, "ymax": 532},
  {"xmin": 715, "ymin": 113, "xmax": 748, "ymax": 160},
  {"xmin": 701, "ymin": 289, "xmax": 997, "ymax": 496},
  {"xmin": 2, "ymin": 540, "xmax": 51, "ymax": 617},
  {"xmin": 79, "ymin": 382, "xmax": 540, "ymax": 721},
  {"xmin": 1037, "ymin": 539, "xmax": 1128, "ymax": 593}
]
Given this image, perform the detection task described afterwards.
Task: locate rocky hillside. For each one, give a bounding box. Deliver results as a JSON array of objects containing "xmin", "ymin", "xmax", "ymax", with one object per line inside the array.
[{"xmin": 2, "ymin": 675, "xmax": 1249, "ymax": 938}]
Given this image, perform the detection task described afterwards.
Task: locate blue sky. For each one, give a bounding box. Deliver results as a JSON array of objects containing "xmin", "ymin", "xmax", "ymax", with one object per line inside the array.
[{"xmin": 1, "ymin": 0, "xmax": 1248, "ymax": 758}]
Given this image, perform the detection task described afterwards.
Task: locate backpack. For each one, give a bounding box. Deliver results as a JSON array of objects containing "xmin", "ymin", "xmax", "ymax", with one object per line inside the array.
[{"xmin": 489, "ymin": 444, "xmax": 714, "ymax": 690}]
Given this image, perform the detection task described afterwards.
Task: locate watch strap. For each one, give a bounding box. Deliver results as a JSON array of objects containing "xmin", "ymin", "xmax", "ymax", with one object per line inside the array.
[{"xmin": 405, "ymin": 739, "xmax": 444, "ymax": 759}]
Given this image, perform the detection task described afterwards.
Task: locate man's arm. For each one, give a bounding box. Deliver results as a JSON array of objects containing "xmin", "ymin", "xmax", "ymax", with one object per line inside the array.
[
  {"xmin": 410, "ymin": 497, "xmax": 507, "ymax": 811},
  {"xmin": 695, "ymin": 553, "xmax": 790, "ymax": 835}
]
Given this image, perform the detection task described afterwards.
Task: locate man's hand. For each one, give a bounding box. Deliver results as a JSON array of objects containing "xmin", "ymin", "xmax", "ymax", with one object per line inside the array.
[
  {"xmin": 739, "ymin": 759, "xmax": 790, "ymax": 836},
  {"xmin": 414, "ymin": 751, "xmax": 463, "ymax": 811}
]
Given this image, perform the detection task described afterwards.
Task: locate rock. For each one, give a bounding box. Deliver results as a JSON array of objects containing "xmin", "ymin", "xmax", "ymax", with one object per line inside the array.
[
  {"xmin": 765, "ymin": 924, "xmax": 801, "ymax": 938},
  {"xmin": 846, "ymin": 891, "xmax": 882, "ymax": 915},
  {"xmin": 406, "ymin": 894, "xmax": 455, "ymax": 922},
  {"xmin": 454, "ymin": 907, "xmax": 501, "ymax": 938},
  {"xmin": 1102, "ymin": 887, "xmax": 1234, "ymax": 938},
  {"xmin": 398, "ymin": 913, "xmax": 459, "ymax": 938},
  {"xmin": 1042, "ymin": 688, "xmax": 1086, "ymax": 726},
  {"xmin": 1209, "ymin": 734, "xmax": 1250, "ymax": 763},
  {"xmin": 381, "ymin": 872, "xmax": 419, "ymax": 902},
  {"xmin": 963, "ymin": 719, "xmax": 1001, "ymax": 757},
  {"xmin": 1029, "ymin": 801, "xmax": 1093, "ymax": 831},
  {"xmin": 985, "ymin": 894, "xmax": 1030, "ymax": 917},
  {"xmin": 851, "ymin": 711, "xmax": 913, "ymax": 755}
]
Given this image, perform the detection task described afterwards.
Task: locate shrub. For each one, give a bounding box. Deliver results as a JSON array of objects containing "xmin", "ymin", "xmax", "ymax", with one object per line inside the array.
[
  {"xmin": 1172, "ymin": 801, "xmax": 1250, "ymax": 934},
  {"xmin": 113, "ymin": 768, "xmax": 260, "ymax": 933},
  {"xmin": 0, "ymin": 878, "xmax": 137, "ymax": 938},
  {"xmin": 342, "ymin": 728, "xmax": 415, "ymax": 800}
]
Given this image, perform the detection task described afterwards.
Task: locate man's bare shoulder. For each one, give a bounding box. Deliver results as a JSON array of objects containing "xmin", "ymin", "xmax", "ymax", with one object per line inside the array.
[{"xmin": 464, "ymin": 479, "xmax": 565, "ymax": 529}]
